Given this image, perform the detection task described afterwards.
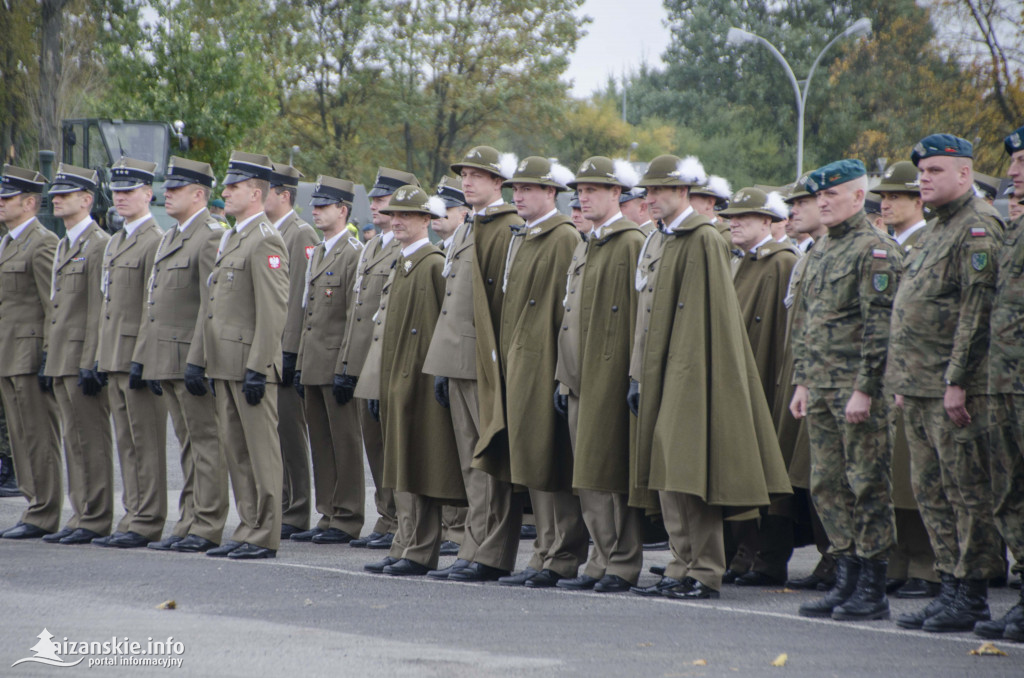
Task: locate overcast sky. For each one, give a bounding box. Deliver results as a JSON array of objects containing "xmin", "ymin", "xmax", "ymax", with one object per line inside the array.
[{"xmin": 565, "ymin": 0, "xmax": 672, "ymax": 97}]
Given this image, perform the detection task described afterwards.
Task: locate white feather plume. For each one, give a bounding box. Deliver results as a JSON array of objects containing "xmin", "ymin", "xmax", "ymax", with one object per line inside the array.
[
  {"xmin": 612, "ymin": 159, "xmax": 641, "ymax": 189},
  {"xmin": 497, "ymin": 153, "xmax": 519, "ymax": 180},
  {"xmin": 705, "ymin": 175, "xmax": 731, "ymax": 200},
  {"xmin": 675, "ymin": 156, "xmax": 707, "ymax": 185},
  {"xmin": 765, "ymin": 191, "xmax": 789, "ymax": 219},
  {"xmin": 547, "ymin": 161, "xmax": 575, "ymax": 189},
  {"xmin": 972, "ymin": 183, "xmax": 984, "ymax": 198},
  {"xmin": 427, "ymin": 195, "xmax": 448, "ymax": 218}
]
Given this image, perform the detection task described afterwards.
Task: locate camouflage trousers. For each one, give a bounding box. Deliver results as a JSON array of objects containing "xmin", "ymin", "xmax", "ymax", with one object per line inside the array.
[
  {"xmin": 988, "ymin": 393, "xmax": 1024, "ymax": 573},
  {"xmin": 903, "ymin": 396, "xmax": 1002, "ymax": 580},
  {"xmin": 806, "ymin": 388, "xmax": 895, "ymax": 561}
]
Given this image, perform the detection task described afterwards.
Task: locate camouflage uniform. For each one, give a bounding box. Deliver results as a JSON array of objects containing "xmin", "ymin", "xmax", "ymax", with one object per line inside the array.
[
  {"xmin": 885, "ymin": 191, "xmax": 1004, "ymax": 580},
  {"xmin": 987, "ymin": 214, "xmax": 1024, "ymax": 574},
  {"xmin": 791, "ymin": 211, "xmax": 900, "ymax": 561}
]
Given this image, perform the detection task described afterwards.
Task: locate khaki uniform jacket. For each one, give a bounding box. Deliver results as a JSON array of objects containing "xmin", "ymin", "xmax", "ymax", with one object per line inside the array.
[
  {"xmin": 634, "ymin": 212, "xmax": 791, "ymax": 511},
  {"xmin": 44, "ymin": 221, "xmax": 110, "ymax": 377},
  {"xmin": 277, "ymin": 211, "xmax": 321, "ymax": 355},
  {"xmin": 297, "ymin": 235, "xmax": 363, "ymax": 385},
  {"xmin": 97, "ymin": 218, "xmax": 162, "ymax": 373},
  {"xmin": 422, "ymin": 218, "xmax": 477, "ymax": 380},
  {"xmin": 133, "ymin": 209, "xmax": 223, "ymax": 379},
  {"xmin": 377, "ymin": 245, "xmax": 464, "ymax": 502},
  {"xmin": 341, "ymin": 233, "xmax": 401, "ymax": 377},
  {"xmin": 989, "ymin": 214, "xmax": 1024, "ymax": 395},
  {"xmin": 472, "ymin": 213, "xmax": 577, "ymax": 490},
  {"xmin": 629, "ymin": 228, "xmax": 666, "ymax": 381},
  {"xmin": 0, "ymin": 219, "xmax": 58, "ymax": 376},
  {"xmin": 556, "ymin": 218, "xmax": 645, "ymax": 494},
  {"xmin": 200, "ymin": 214, "xmax": 289, "ymax": 381}
]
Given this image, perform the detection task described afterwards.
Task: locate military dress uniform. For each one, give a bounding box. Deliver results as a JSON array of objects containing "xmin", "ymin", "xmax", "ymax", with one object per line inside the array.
[
  {"xmin": 42, "ymin": 164, "xmax": 114, "ymax": 543},
  {"xmin": 132, "ymin": 156, "xmax": 227, "ymax": 549},
  {"xmin": 95, "ymin": 158, "xmax": 168, "ymax": 547},
  {"xmin": 0, "ymin": 166, "xmax": 63, "ymax": 537}
]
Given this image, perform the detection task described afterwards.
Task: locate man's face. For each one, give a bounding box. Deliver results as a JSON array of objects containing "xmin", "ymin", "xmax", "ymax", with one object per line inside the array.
[
  {"xmin": 729, "ymin": 213, "xmax": 772, "ymax": 251},
  {"xmin": 788, "ymin": 196, "xmax": 821, "ymax": 234},
  {"xmin": 512, "ymin": 183, "xmax": 554, "ymax": 223},
  {"xmin": 362, "ymin": 227, "xmax": 377, "ymax": 240},
  {"xmin": 431, "ymin": 205, "xmax": 466, "ymax": 240},
  {"xmin": 816, "ymin": 182, "xmax": 862, "ymax": 228},
  {"xmin": 1007, "ymin": 149, "xmax": 1024, "ymax": 199},
  {"xmin": 390, "ymin": 212, "xmax": 429, "ymax": 244},
  {"xmin": 221, "ymin": 179, "xmax": 260, "ymax": 218},
  {"xmin": 112, "ymin": 186, "xmax": 152, "ymax": 221},
  {"xmin": 690, "ymin": 194, "xmax": 717, "ymax": 218},
  {"xmin": 1009, "ymin": 199, "xmax": 1024, "ymax": 221},
  {"xmin": 370, "ymin": 194, "xmax": 392, "ymax": 229},
  {"xmin": 577, "ymin": 183, "xmax": 619, "ymax": 224},
  {"xmin": 311, "ymin": 202, "xmax": 345, "ymax": 235},
  {"xmin": 644, "ymin": 186, "xmax": 684, "ymax": 221},
  {"xmin": 263, "ymin": 187, "xmax": 290, "ymax": 219},
  {"xmin": 571, "ymin": 207, "xmax": 591, "ymax": 233},
  {"xmin": 460, "ymin": 168, "xmax": 503, "ymax": 209},
  {"xmin": 164, "ymin": 185, "xmax": 203, "ymax": 221},
  {"xmin": 620, "ymin": 197, "xmax": 648, "ymax": 225},
  {"xmin": 0, "ymin": 193, "xmax": 35, "ymax": 226},
  {"xmin": 879, "ymin": 191, "xmax": 921, "ymax": 228},
  {"xmin": 771, "ymin": 218, "xmax": 788, "ymax": 241},
  {"xmin": 51, "ymin": 190, "xmax": 91, "ymax": 221},
  {"xmin": 917, "ymin": 156, "xmax": 970, "ymax": 206}
]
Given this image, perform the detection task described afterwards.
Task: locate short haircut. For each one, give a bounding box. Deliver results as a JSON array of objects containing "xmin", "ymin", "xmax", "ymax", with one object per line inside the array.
[
  {"xmin": 250, "ymin": 178, "xmax": 270, "ymax": 201},
  {"xmin": 273, "ymin": 185, "xmax": 297, "ymax": 207}
]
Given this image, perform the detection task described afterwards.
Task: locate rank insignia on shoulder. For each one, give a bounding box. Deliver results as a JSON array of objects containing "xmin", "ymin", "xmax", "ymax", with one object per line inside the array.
[
  {"xmin": 347, "ymin": 237, "xmax": 362, "ymax": 250},
  {"xmin": 873, "ymin": 273, "xmax": 890, "ymax": 292},
  {"xmin": 268, "ymin": 255, "xmax": 282, "ymax": 269},
  {"xmin": 871, "ymin": 248, "xmax": 888, "ymax": 259},
  {"xmin": 403, "ymin": 260, "xmax": 412, "ymax": 272},
  {"xmin": 208, "ymin": 222, "xmax": 221, "ymax": 230},
  {"xmin": 305, "ymin": 245, "xmax": 315, "ymax": 260},
  {"xmin": 971, "ymin": 252, "xmax": 988, "ymax": 271},
  {"xmin": 259, "ymin": 223, "xmax": 273, "ymax": 237},
  {"xmin": 970, "ymin": 227, "xmax": 987, "ymax": 237}
]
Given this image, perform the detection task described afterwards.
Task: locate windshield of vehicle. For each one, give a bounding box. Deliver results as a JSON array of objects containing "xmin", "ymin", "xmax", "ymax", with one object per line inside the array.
[{"xmin": 99, "ymin": 121, "xmax": 169, "ymax": 176}]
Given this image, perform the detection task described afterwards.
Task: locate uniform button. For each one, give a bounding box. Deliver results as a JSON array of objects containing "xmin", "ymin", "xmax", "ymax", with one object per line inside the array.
[
  {"xmin": 449, "ymin": 273, "xmax": 455, "ymax": 279},
  {"xmin": 442, "ymin": 310, "xmax": 447, "ymax": 315},
  {"xmin": 529, "ymin": 299, "xmax": 535, "ymax": 306},
  {"xmin": 374, "ymin": 337, "xmax": 378, "ymax": 341},
  {"xmin": 357, "ymin": 301, "xmax": 362, "ymax": 306},
  {"xmin": 755, "ymin": 316, "xmax": 761, "ymax": 322},
  {"xmin": 411, "ymin": 329, "xmax": 417, "ymax": 335},
  {"xmin": 648, "ymin": 287, "xmax": 653, "ymax": 292},
  {"xmin": 446, "ymin": 291, "xmax": 451, "ymax": 296},
  {"xmin": 562, "ymin": 326, "xmax": 568, "ymax": 330},
  {"xmin": 678, "ymin": 302, "xmax": 684, "ymax": 308},
  {"xmin": 208, "ymin": 314, "xmax": 213, "ymax": 319},
  {"xmin": 565, "ymin": 306, "xmax": 571, "ymax": 312},
  {"xmin": 611, "ymin": 305, "xmax": 618, "ymax": 312},
  {"xmin": 150, "ymin": 318, "xmax": 155, "ymax": 322},
  {"xmin": 487, "ymin": 278, "xmax": 493, "ymax": 284},
  {"xmin": 172, "ymin": 335, "xmax": 177, "ymax": 340},
  {"xmin": 238, "ymin": 335, "xmax": 243, "ymax": 340},
  {"xmin": 105, "ymin": 315, "xmax": 110, "ymax": 319}
]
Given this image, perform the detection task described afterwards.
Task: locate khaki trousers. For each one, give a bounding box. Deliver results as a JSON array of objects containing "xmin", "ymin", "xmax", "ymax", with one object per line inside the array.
[
  {"xmin": 442, "ymin": 505, "xmax": 467, "ymax": 545},
  {"xmin": 53, "ymin": 375, "xmax": 113, "ymax": 534},
  {"xmin": 660, "ymin": 490, "xmax": 725, "ymax": 590},
  {"xmin": 0, "ymin": 375, "xmax": 62, "ymax": 532},
  {"xmin": 304, "ymin": 385, "xmax": 364, "ymax": 536},
  {"xmin": 357, "ymin": 398, "xmax": 397, "ymax": 534},
  {"xmin": 108, "ymin": 372, "xmax": 167, "ymax": 540},
  {"xmin": 526, "ymin": 488, "xmax": 588, "ymax": 578},
  {"xmin": 278, "ymin": 383, "xmax": 311, "ymax": 530},
  {"xmin": 215, "ymin": 379, "xmax": 282, "ymax": 550},
  {"xmin": 888, "ymin": 508, "xmax": 939, "ymax": 582},
  {"xmin": 388, "ymin": 491, "xmax": 442, "ymax": 569},
  {"xmin": 449, "ymin": 377, "xmax": 522, "ymax": 570},
  {"xmin": 164, "ymin": 379, "xmax": 228, "ymax": 543}
]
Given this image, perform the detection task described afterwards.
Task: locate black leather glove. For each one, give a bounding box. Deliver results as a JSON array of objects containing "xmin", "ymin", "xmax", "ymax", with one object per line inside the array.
[
  {"xmin": 184, "ymin": 363, "xmax": 208, "ymax": 396},
  {"xmin": 128, "ymin": 362, "xmax": 146, "ymax": 390},
  {"xmin": 434, "ymin": 376, "xmax": 450, "ymax": 409},
  {"xmin": 242, "ymin": 369, "xmax": 266, "ymax": 406},
  {"xmin": 281, "ymin": 352, "xmax": 297, "ymax": 387},
  {"xmin": 38, "ymin": 352, "xmax": 53, "ymax": 393},
  {"xmin": 627, "ymin": 378, "xmax": 640, "ymax": 417},
  {"xmin": 368, "ymin": 399, "xmax": 380, "ymax": 422},
  {"xmin": 209, "ymin": 378, "xmax": 216, "ymax": 396},
  {"xmin": 333, "ymin": 373, "xmax": 357, "ymax": 406},
  {"xmin": 293, "ymin": 370, "xmax": 304, "ymax": 399},
  {"xmin": 553, "ymin": 385, "xmax": 568, "ymax": 419},
  {"xmin": 148, "ymin": 379, "xmax": 163, "ymax": 396},
  {"xmin": 92, "ymin": 362, "xmax": 108, "ymax": 388},
  {"xmin": 78, "ymin": 367, "xmax": 101, "ymax": 397}
]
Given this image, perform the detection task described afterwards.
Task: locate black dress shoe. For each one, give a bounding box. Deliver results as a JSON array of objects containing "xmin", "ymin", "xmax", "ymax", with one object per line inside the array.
[
  {"xmin": 109, "ymin": 531, "xmax": 150, "ymax": 548},
  {"xmin": 439, "ymin": 540, "xmax": 460, "ymax": 556},
  {"xmin": 525, "ymin": 569, "xmax": 563, "ymax": 588},
  {"xmin": 735, "ymin": 571, "xmax": 786, "ymax": 587},
  {"xmin": 886, "ymin": 578, "xmax": 907, "ymax": 594},
  {"xmin": 60, "ymin": 528, "xmax": 103, "ymax": 545},
  {"xmin": 383, "ymin": 558, "xmax": 430, "ymax": 576},
  {"xmin": 498, "ymin": 567, "xmax": 539, "ymax": 586},
  {"xmin": 427, "ymin": 559, "xmax": 472, "ymax": 580},
  {"xmin": 206, "ymin": 540, "xmax": 242, "ymax": 557},
  {"xmin": 365, "ymin": 532, "xmax": 395, "ymax": 549},
  {"xmin": 595, "ymin": 574, "xmax": 633, "ymax": 593},
  {"xmin": 311, "ymin": 528, "xmax": 354, "ymax": 544},
  {"xmin": 520, "ymin": 524, "xmax": 537, "ymax": 540},
  {"xmin": 631, "ymin": 577, "xmax": 684, "ymax": 596},
  {"xmin": 785, "ymin": 573, "xmax": 827, "ymax": 590},
  {"xmin": 290, "ymin": 527, "xmax": 324, "ymax": 542},
  {"xmin": 448, "ymin": 562, "xmax": 510, "ymax": 582},
  {"xmin": 350, "ymin": 531, "xmax": 386, "ymax": 548},
  {"xmin": 365, "ymin": 556, "xmax": 398, "ymax": 573},
  {"xmin": 42, "ymin": 527, "xmax": 74, "ymax": 543},
  {"xmin": 227, "ymin": 542, "xmax": 276, "ymax": 560},
  {"xmin": 649, "ymin": 565, "xmax": 666, "ymax": 576},
  {"xmin": 663, "ymin": 577, "xmax": 720, "ymax": 600},
  {"xmin": 172, "ymin": 535, "xmax": 218, "ymax": 553},
  {"xmin": 896, "ymin": 578, "xmax": 941, "ymax": 599},
  {"xmin": 147, "ymin": 535, "xmax": 184, "ymax": 551},
  {"xmin": 280, "ymin": 524, "xmax": 303, "ymax": 540},
  {"xmin": 2, "ymin": 523, "xmax": 49, "ymax": 539},
  {"xmin": 92, "ymin": 532, "xmax": 125, "ymax": 547},
  {"xmin": 642, "ymin": 541, "xmax": 669, "ymax": 551},
  {"xmin": 556, "ymin": 574, "xmax": 599, "ymax": 590},
  {"xmin": 721, "ymin": 569, "xmax": 741, "ymax": 584}
]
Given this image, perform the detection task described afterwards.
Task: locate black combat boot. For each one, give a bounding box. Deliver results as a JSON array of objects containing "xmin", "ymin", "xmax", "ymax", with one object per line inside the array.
[
  {"xmin": 896, "ymin": 573, "xmax": 958, "ymax": 629},
  {"xmin": 0, "ymin": 455, "xmax": 19, "ymax": 498},
  {"xmin": 974, "ymin": 581, "xmax": 1024, "ymax": 639},
  {"xmin": 922, "ymin": 578, "xmax": 991, "ymax": 633},
  {"xmin": 798, "ymin": 555, "xmax": 860, "ymax": 618},
  {"xmin": 832, "ymin": 558, "xmax": 890, "ymax": 621}
]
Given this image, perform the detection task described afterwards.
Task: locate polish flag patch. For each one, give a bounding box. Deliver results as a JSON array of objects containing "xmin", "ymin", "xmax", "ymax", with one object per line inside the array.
[
  {"xmin": 305, "ymin": 245, "xmax": 315, "ymax": 260},
  {"xmin": 970, "ymin": 227, "xmax": 987, "ymax": 237},
  {"xmin": 268, "ymin": 255, "xmax": 282, "ymax": 269},
  {"xmin": 872, "ymin": 248, "xmax": 888, "ymax": 259}
]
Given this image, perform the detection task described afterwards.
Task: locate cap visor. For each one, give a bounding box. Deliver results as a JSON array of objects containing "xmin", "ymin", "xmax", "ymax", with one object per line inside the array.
[
  {"xmin": 0, "ymin": 188, "xmax": 23, "ymax": 198},
  {"xmin": 367, "ymin": 186, "xmax": 394, "ymax": 198},
  {"xmin": 164, "ymin": 177, "xmax": 197, "ymax": 189},
  {"xmin": 222, "ymin": 171, "xmax": 254, "ymax": 185},
  {"xmin": 309, "ymin": 196, "xmax": 339, "ymax": 207}
]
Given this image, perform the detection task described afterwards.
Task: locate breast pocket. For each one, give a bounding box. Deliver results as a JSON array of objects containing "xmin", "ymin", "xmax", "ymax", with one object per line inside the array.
[
  {"xmin": 824, "ymin": 262, "xmax": 859, "ymax": 311},
  {"xmin": 220, "ymin": 257, "xmax": 246, "ymax": 289},
  {"xmin": 0, "ymin": 260, "xmax": 27, "ymax": 293},
  {"xmin": 317, "ymin": 277, "xmax": 342, "ymax": 305},
  {"xmin": 916, "ymin": 250, "xmax": 955, "ymax": 298},
  {"xmin": 61, "ymin": 261, "xmax": 87, "ymax": 292},
  {"xmin": 164, "ymin": 256, "xmax": 192, "ymax": 289},
  {"xmin": 113, "ymin": 257, "xmax": 142, "ymax": 288}
]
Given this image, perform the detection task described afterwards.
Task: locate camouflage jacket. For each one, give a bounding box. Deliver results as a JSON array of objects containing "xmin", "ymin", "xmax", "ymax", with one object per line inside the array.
[
  {"xmin": 886, "ymin": 192, "xmax": 1003, "ymax": 397},
  {"xmin": 988, "ymin": 214, "xmax": 1024, "ymax": 395},
  {"xmin": 791, "ymin": 211, "xmax": 900, "ymax": 397}
]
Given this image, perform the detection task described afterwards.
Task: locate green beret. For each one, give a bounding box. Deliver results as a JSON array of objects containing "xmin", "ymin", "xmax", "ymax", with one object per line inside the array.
[
  {"xmin": 911, "ymin": 134, "xmax": 973, "ymax": 166},
  {"xmin": 1005, "ymin": 125, "xmax": 1024, "ymax": 156},
  {"xmin": 805, "ymin": 159, "xmax": 866, "ymax": 194}
]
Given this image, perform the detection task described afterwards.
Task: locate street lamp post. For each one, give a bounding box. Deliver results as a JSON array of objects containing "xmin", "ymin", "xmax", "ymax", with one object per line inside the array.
[{"xmin": 726, "ymin": 18, "xmax": 871, "ymax": 180}]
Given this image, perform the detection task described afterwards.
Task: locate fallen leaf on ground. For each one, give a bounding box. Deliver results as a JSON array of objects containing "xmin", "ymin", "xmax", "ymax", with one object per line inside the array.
[
  {"xmin": 969, "ymin": 642, "xmax": 1007, "ymax": 656},
  {"xmin": 155, "ymin": 600, "xmax": 176, "ymax": 610},
  {"xmin": 771, "ymin": 653, "xmax": 788, "ymax": 667},
  {"xmin": 692, "ymin": 659, "xmax": 707, "ymax": 666}
]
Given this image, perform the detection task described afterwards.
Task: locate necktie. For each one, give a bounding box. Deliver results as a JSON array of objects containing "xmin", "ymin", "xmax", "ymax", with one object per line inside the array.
[
  {"xmin": 0, "ymin": 234, "xmax": 10, "ymax": 260},
  {"xmin": 50, "ymin": 238, "xmax": 68, "ymax": 300}
]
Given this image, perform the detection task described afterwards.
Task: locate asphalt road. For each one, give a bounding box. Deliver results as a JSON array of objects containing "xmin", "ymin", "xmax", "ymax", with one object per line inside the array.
[{"xmin": 1, "ymin": 424, "xmax": 1021, "ymax": 677}]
